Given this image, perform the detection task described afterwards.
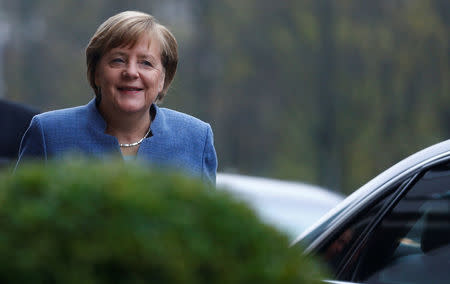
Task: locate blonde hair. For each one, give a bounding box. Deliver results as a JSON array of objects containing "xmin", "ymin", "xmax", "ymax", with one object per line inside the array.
[{"xmin": 86, "ymin": 11, "xmax": 178, "ymax": 102}]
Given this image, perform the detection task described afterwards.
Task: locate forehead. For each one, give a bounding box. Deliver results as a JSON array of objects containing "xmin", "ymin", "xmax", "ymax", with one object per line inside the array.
[{"xmin": 106, "ymin": 33, "xmax": 162, "ymax": 56}]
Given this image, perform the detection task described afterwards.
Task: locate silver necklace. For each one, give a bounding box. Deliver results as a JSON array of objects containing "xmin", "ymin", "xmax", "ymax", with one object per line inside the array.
[{"xmin": 119, "ymin": 127, "xmax": 151, "ymax": 148}]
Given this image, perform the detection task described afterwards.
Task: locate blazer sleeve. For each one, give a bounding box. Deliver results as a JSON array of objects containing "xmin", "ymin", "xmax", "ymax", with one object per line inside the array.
[
  {"xmin": 15, "ymin": 116, "xmax": 47, "ymax": 169},
  {"xmin": 202, "ymin": 124, "xmax": 218, "ymax": 185}
]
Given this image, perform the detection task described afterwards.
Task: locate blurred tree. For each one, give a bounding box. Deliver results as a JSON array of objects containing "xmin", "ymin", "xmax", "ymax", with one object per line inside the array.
[{"xmin": 2, "ymin": 0, "xmax": 449, "ymax": 194}]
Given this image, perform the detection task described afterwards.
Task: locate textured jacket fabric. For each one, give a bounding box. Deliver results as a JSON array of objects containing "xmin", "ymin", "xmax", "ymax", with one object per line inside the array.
[{"xmin": 16, "ymin": 99, "xmax": 217, "ymax": 184}]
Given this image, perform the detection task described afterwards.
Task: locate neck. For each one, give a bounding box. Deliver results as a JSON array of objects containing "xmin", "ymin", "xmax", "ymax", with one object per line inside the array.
[{"xmin": 100, "ymin": 107, "xmax": 151, "ymax": 145}]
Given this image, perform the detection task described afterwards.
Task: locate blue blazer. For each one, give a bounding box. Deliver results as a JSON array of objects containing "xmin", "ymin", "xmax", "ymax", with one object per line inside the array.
[{"xmin": 16, "ymin": 99, "xmax": 217, "ymax": 184}]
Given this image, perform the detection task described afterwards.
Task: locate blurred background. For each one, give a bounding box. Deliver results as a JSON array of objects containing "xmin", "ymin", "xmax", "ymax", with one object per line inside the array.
[{"xmin": 0, "ymin": 0, "xmax": 448, "ymax": 194}]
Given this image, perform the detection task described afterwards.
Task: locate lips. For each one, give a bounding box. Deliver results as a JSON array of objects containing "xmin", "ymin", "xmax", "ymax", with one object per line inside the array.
[
  {"xmin": 117, "ymin": 86, "xmax": 144, "ymax": 96},
  {"xmin": 117, "ymin": 86, "xmax": 143, "ymax": 91}
]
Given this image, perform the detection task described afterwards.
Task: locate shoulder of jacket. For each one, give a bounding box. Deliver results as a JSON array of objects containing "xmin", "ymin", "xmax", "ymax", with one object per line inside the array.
[
  {"xmin": 157, "ymin": 107, "xmax": 209, "ymax": 130},
  {"xmin": 32, "ymin": 105, "xmax": 91, "ymax": 133},
  {"xmin": 35, "ymin": 104, "xmax": 87, "ymax": 122}
]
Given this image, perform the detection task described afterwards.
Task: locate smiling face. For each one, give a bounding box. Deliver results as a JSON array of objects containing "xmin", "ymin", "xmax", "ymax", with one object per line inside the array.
[{"xmin": 95, "ymin": 35, "xmax": 165, "ymax": 117}]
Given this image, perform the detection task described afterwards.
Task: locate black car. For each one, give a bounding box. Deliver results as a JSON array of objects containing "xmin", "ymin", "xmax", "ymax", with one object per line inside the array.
[{"xmin": 292, "ymin": 140, "xmax": 450, "ymax": 284}]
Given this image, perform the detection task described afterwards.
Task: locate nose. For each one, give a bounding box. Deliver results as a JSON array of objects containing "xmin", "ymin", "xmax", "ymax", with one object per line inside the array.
[{"xmin": 122, "ymin": 63, "xmax": 139, "ymax": 79}]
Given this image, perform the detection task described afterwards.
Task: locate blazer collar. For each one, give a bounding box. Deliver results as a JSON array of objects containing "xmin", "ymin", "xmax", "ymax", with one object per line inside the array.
[
  {"xmin": 149, "ymin": 103, "xmax": 166, "ymax": 137},
  {"xmin": 86, "ymin": 98, "xmax": 167, "ymax": 138},
  {"xmin": 86, "ymin": 98, "xmax": 107, "ymax": 133}
]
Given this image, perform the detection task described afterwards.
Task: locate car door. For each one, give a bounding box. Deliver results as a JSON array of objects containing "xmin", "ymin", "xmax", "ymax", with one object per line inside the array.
[{"xmin": 316, "ymin": 161, "xmax": 450, "ymax": 284}]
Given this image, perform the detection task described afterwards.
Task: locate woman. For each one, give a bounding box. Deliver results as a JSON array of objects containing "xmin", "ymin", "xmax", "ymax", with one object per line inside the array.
[{"xmin": 16, "ymin": 11, "xmax": 217, "ymax": 184}]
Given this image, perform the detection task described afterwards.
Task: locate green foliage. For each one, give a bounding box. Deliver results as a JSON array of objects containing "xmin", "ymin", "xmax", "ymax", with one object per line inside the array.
[{"xmin": 0, "ymin": 160, "xmax": 328, "ymax": 283}]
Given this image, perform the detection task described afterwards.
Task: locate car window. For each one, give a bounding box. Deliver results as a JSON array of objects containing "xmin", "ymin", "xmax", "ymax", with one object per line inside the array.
[
  {"xmin": 317, "ymin": 187, "xmax": 399, "ymax": 276},
  {"xmin": 353, "ymin": 163, "xmax": 450, "ymax": 283}
]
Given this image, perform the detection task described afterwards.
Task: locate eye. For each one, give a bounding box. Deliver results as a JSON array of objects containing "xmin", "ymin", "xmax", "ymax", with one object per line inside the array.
[
  {"xmin": 141, "ymin": 60, "xmax": 153, "ymax": 67},
  {"xmin": 112, "ymin": 58, "xmax": 125, "ymax": 63},
  {"xmin": 108, "ymin": 57, "xmax": 126, "ymax": 68}
]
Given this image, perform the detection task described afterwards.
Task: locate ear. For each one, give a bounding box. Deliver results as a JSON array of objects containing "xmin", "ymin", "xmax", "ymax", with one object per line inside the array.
[
  {"xmin": 94, "ymin": 69, "xmax": 100, "ymax": 88},
  {"xmin": 158, "ymin": 70, "xmax": 165, "ymax": 93}
]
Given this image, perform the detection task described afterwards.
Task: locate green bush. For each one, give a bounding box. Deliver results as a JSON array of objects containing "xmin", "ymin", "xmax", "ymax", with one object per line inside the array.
[{"xmin": 0, "ymin": 159, "xmax": 327, "ymax": 283}]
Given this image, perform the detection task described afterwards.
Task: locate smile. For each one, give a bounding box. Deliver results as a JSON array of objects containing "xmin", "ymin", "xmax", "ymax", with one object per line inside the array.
[{"xmin": 118, "ymin": 87, "xmax": 143, "ymax": 91}]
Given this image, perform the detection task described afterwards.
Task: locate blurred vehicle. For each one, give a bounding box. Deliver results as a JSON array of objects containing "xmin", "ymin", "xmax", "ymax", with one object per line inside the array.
[
  {"xmin": 216, "ymin": 173, "xmax": 344, "ymax": 239},
  {"xmin": 292, "ymin": 140, "xmax": 450, "ymax": 284}
]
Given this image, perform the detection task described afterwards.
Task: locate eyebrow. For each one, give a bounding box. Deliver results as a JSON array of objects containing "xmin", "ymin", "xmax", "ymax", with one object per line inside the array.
[
  {"xmin": 138, "ymin": 54, "xmax": 157, "ymax": 61},
  {"xmin": 108, "ymin": 50, "xmax": 156, "ymax": 60}
]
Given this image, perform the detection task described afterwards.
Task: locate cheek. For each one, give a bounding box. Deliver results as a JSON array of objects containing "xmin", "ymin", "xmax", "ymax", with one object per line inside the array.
[
  {"xmin": 145, "ymin": 73, "xmax": 164, "ymax": 92},
  {"xmin": 96, "ymin": 69, "xmax": 116, "ymax": 88},
  {"xmin": 95, "ymin": 66, "xmax": 106, "ymax": 87},
  {"xmin": 94, "ymin": 61, "xmax": 105, "ymax": 87}
]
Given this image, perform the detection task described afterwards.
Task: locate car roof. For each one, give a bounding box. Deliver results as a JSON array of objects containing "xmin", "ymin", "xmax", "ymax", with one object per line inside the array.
[
  {"xmin": 217, "ymin": 173, "xmax": 344, "ymax": 238},
  {"xmin": 217, "ymin": 173, "xmax": 344, "ymax": 204}
]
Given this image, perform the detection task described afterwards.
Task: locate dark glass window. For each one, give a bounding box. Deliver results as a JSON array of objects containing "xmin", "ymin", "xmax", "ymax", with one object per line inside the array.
[
  {"xmin": 317, "ymin": 187, "xmax": 399, "ymax": 276},
  {"xmin": 353, "ymin": 163, "xmax": 450, "ymax": 284}
]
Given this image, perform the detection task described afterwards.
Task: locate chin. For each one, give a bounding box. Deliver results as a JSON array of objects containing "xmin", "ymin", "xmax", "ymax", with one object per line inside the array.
[
  {"xmin": 119, "ymin": 105, "xmax": 148, "ymax": 114},
  {"xmin": 117, "ymin": 100, "xmax": 150, "ymax": 113}
]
